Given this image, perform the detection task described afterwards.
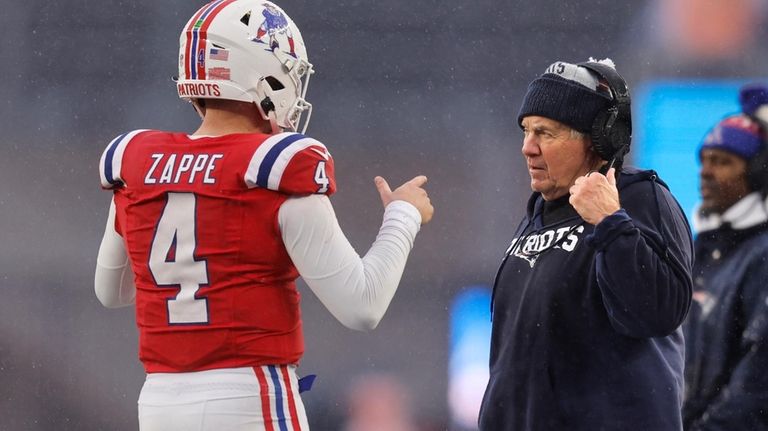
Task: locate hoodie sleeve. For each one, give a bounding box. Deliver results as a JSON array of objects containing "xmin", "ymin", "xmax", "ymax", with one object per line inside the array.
[{"xmin": 586, "ymin": 177, "xmax": 693, "ymax": 338}]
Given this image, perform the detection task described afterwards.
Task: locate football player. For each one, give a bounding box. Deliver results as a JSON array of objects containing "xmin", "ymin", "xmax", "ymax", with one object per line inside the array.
[{"xmin": 94, "ymin": 1, "xmax": 433, "ymax": 430}]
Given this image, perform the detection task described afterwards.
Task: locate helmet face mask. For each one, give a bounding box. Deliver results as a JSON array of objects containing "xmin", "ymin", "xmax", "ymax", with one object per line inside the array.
[{"xmin": 176, "ymin": 0, "xmax": 314, "ymax": 133}]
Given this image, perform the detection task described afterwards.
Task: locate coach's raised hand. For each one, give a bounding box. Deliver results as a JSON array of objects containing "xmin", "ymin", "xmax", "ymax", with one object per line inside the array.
[
  {"xmin": 568, "ymin": 167, "xmax": 621, "ymax": 225},
  {"xmin": 375, "ymin": 175, "xmax": 434, "ymax": 224}
]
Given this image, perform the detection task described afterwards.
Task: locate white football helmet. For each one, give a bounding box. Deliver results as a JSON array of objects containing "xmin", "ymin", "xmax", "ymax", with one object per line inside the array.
[{"xmin": 176, "ymin": 0, "xmax": 314, "ymax": 133}]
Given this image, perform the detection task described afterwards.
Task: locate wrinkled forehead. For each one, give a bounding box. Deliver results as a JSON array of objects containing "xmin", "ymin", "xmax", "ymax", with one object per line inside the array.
[{"xmin": 521, "ymin": 115, "xmax": 571, "ymax": 132}]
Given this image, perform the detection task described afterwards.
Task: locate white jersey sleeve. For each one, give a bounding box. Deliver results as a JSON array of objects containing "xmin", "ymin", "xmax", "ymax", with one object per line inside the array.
[
  {"xmin": 278, "ymin": 195, "xmax": 421, "ymax": 331},
  {"xmin": 94, "ymin": 198, "xmax": 136, "ymax": 308}
]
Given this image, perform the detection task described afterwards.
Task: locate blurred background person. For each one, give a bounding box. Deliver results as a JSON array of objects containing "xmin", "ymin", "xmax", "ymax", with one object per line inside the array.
[
  {"xmin": 343, "ymin": 373, "xmax": 418, "ymax": 431},
  {"xmin": 683, "ymin": 85, "xmax": 768, "ymax": 430},
  {"xmin": 619, "ymin": 0, "xmax": 768, "ymax": 82}
]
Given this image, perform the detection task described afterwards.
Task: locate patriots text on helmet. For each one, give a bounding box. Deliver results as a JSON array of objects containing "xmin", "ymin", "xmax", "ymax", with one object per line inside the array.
[{"xmin": 177, "ymin": 83, "xmax": 222, "ymax": 98}]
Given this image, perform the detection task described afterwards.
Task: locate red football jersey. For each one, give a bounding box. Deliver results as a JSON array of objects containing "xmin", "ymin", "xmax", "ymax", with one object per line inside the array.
[{"xmin": 99, "ymin": 130, "xmax": 336, "ymax": 373}]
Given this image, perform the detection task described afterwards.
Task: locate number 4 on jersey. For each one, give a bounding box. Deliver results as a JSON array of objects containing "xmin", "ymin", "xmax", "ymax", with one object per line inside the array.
[
  {"xmin": 314, "ymin": 161, "xmax": 329, "ymax": 193},
  {"xmin": 149, "ymin": 192, "xmax": 209, "ymax": 325}
]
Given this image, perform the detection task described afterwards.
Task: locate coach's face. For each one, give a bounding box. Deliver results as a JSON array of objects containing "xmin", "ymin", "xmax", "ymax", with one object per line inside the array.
[{"xmin": 521, "ymin": 115, "xmax": 600, "ymax": 201}]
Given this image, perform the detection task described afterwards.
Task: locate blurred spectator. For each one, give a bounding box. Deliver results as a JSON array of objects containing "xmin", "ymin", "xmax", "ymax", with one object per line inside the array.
[
  {"xmin": 619, "ymin": 0, "xmax": 768, "ymax": 81},
  {"xmin": 343, "ymin": 373, "xmax": 418, "ymax": 431},
  {"xmin": 683, "ymin": 85, "xmax": 768, "ymax": 430}
]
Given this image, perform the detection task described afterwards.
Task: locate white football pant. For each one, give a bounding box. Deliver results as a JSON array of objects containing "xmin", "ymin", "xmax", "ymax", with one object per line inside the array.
[{"xmin": 138, "ymin": 365, "xmax": 309, "ymax": 431}]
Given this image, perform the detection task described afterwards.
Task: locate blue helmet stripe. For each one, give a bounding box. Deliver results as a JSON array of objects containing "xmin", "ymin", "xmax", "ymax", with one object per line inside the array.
[{"xmin": 190, "ymin": 31, "xmax": 199, "ymax": 79}]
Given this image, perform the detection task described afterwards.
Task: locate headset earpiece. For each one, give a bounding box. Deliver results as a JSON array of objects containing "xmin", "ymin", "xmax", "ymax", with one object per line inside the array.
[
  {"xmin": 578, "ymin": 62, "xmax": 632, "ymax": 164},
  {"xmin": 592, "ymin": 107, "xmax": 632, "ymax": 164}
]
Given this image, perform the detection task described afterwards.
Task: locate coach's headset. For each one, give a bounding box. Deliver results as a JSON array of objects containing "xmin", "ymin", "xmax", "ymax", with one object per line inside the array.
[{"xmin": 578, "ymin": 62, "xmax": 633, "ymax": 171}]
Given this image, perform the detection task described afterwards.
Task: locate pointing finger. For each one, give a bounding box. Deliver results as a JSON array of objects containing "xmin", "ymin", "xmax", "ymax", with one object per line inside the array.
[{"xmin": 407, "ymin": 175, "xmax": 428, "ymax": 188}]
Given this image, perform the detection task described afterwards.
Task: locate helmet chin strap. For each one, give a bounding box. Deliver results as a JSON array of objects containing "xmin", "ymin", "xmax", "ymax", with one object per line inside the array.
[
  {"xmin": 255, "ymin": 80, "xmax": 282, "ymax": 134},
  {"xmin": 191, "ymin": 99, "xmax": 205, "ymax": 120}
]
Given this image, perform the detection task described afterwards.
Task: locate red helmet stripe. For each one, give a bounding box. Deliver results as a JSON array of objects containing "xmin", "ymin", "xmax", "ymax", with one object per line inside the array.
[
  {"xmin": 183, "ymin": 2, "xmax": 211, "ymax": 80},
  {"xmin": 195, "ymin": 0, "xmax": 237, "ymax": 80},
  {"xmin": 184, "ymin": 0, "xmax": 235, "ymax": 80},
  {"xmin": 187, "ymin": 0, "xmax": 223, "ymax": 80}
]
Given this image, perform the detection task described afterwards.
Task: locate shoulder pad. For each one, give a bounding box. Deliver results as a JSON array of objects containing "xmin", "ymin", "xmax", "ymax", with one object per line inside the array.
[
  {"xmin": 244, "ymin": 132, "xmax": 336, "ymax": 195},
  {"xmin": 99, "ymin": 130, "xmax": 149, "ymax": 189}
]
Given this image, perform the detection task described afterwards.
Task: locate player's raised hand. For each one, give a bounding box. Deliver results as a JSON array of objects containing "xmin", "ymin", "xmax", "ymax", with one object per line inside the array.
[
  {"xmin": 375, "ymin": 175, "xmax": 434, "ymax": 224},
  {"xmin": 568, "ymin": 167, "xmax": 620, "ymax": 225}
]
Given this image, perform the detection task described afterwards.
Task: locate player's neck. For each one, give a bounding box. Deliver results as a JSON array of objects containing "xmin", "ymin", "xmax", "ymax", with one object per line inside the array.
[{"xmin": 193, "ymin": 101, "xmax": 273, "ymax": 136}]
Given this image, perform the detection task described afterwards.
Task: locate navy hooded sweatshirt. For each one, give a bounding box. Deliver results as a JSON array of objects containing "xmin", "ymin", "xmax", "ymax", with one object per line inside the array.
[{"xmin": 479, "ymin": 167, "xmax": 694, "ymax": 431}]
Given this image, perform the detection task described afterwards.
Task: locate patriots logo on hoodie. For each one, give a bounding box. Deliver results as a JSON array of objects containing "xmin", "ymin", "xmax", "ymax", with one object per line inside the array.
[{"xmin": 506, "ymin": 224, "xmax": 584, "ymax": 268}]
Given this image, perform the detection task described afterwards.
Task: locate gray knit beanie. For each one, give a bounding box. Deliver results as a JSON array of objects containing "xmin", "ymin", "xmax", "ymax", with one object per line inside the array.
[{"xmin": 518, "ymin": 60, "xmax": 614, "ymax": 133}]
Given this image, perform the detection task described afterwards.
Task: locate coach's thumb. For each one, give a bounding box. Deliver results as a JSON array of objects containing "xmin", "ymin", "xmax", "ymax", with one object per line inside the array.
[{"xmin": 606, "ymin": 168, "xmax": 617, "ymax": 186}]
